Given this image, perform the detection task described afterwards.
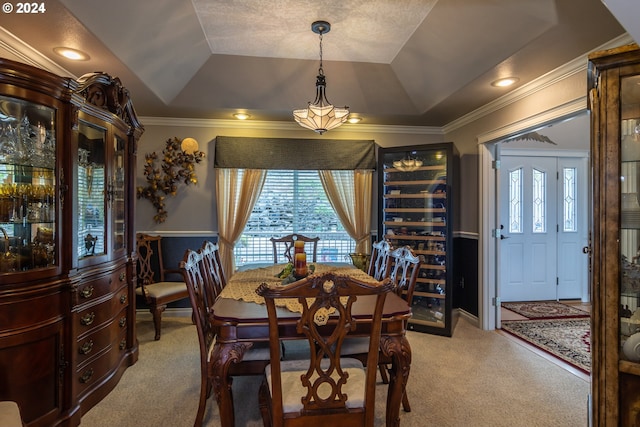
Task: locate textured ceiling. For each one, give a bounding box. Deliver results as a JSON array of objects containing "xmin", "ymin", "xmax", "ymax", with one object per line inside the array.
[
  {"xmin": 0, "ymin": 0, "xmax": 630, "ymax": 127},
  {"xmin": 192, "ymin": 0, "xmax": 439, "ymax": 63}
]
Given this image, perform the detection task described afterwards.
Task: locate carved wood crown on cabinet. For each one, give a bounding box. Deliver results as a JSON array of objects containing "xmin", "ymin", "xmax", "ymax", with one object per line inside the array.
[{"xmin": 0, "ymin": 58, "xmax": 143, "ymax": 427}]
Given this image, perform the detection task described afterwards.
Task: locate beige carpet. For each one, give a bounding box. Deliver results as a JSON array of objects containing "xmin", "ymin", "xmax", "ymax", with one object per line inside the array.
[{"xmin": 81, "ymin": 313, "xmax": 591, "ymax": 427}]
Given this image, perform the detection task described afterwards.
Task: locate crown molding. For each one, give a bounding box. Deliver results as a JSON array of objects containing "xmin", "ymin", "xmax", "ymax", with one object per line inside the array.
[
  {"xmin": 0, "ymin": 27, "xmax": 77, "ymax": 78},
  {"xmin": 139, "ymin": 116, "xmax": 444, "ymax": 136},
  {"xmin": 476, "ymin": 98, "xmax": 586, "ymax": 144},
  {"xmin": 2, "ymin": 25, "xmax": 632, "ymax": 138},
  {"xmin": 444, "ymin": 33, "xmax": 634, "ymax": 135}
]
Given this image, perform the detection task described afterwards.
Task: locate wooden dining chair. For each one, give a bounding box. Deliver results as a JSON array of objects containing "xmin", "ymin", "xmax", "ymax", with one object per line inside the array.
[
  {"xmin": 342, "ymin": 244, "xmax": 421, "ymax": 412},
  {"xmin": 368, "ymin": 239, "xmax": 392, "ymax": 280},
  {"xmin": 380, "ymin": 245, "xmax": 421, "ymax": 410},
  {"xmin": 270, "ymin": 233, "xmax": 320, "ymax": 263},
  {"xmin": 388, "ymin": 246, "xmax": 422, "ymax": 304},
  {"xmin": 256, "ymin": 272, "xmax": 393, "ymax": 427},
  {"xmin": 136, "ymin": 233, "xmax": 189, "ymax": 340},
  {"xmin": 200, "ymin": 240, "xmax": 226, "ymax": 298},
  {"xmin": 180, "ymin": 248, "xmax": 271, "ymax": 427}
]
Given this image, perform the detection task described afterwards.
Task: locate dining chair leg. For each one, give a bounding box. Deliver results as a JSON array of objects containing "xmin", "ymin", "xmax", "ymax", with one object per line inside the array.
[
  {"xmin": 379, "ymin": 364, "xmax": 390, "ymax": 384},
  {"xmin": 151, "ymin": 305, "xmax": 166, "ymax": 340},
  {"xmin": 402, "ymin": 391, "xmax": 411, "ymax": 412},
  {"xmin": 194, "ymin": 375, "xmax": 208, "ymax": 427}
]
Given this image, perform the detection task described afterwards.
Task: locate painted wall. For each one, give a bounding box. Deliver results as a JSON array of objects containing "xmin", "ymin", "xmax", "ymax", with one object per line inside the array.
[
  {"xmin": 135, "ymin": 73, "xmax": 590, "ymax": 238},
  {"xmin": 135, "ymin": 122, "xmax": 446, "ymax": 235}
]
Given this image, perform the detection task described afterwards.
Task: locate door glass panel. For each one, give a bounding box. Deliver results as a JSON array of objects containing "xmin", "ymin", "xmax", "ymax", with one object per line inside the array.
[
  {"xmin": 532, "ymin": 168, "xmax": 546, "ymax": 233},
  {"xmin": 112, "ymin": 135, "xmax": 125, "ymax": 251},
  {"xmin": 620, "ymin": 74, "xmax": 640, "ymax": 361},
  {"xmin": 563, "ymin": 167, "xmax": 577, "ymax": 232},
  {"xmin": 77, "ymin": 120, "xmax": 106, "ymax": 259},
  {"xmin": 509, "ymin": 168, "xmax": 522, "ymax": 233}
]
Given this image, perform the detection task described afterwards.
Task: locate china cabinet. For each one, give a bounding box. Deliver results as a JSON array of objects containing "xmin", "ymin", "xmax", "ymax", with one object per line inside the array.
[
  {"xmin": 588, "ymin": 43, "xmax": 640, "ymax": 426},
  {"xmin": 0, "ymin": 58, "xmax": 143, "ymax": 427},
  {"xmin": 378, "ymin": 143, "xmax": 457, "ymax": 336}
]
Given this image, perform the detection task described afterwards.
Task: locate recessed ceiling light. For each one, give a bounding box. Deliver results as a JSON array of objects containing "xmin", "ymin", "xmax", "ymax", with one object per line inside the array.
[
  {"xmin": 233, "ymin": 113, "xmax": 250, "ymax": 120},
  {"xmin": 53, "ymin": 47, "xmax": 90, "ymax": 61},
  {"xmin": 347, "ymin": 116, "xmax": 362, "ymax": 124},
  {"xmin": 491, "ymin": 77, "xmax": 519, "ymax": 88}
]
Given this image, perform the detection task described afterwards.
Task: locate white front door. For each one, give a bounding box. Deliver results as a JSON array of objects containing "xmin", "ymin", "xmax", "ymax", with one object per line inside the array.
[
  {"xmin": 499, "ymin": 154, "xmax": 587, "ymax": 302},
  {"xmin": 500, "ymin": 156, "xmax": 557, "ymax": 301},
  {"xmin": 556, "ymin": 157, "xmax": 589, "ymax": 300}
]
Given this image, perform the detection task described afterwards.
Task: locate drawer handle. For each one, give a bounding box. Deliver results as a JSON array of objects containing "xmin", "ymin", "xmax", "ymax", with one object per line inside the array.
[
  {"xmin": 79, "ymin": 340, "xmax": 94, "ymax": 355},
  {"xmin": 119, "ymin": 317, "xmax": 127, "ymax": 327},
  {"xmin": 119, "ymin": 339, "xmax": 126, "ymax": 350},
  {"xmin": 80, "ymin": 312, "xmax": 95, "ymax": 326},
  {"xmin": 120, "ymin": 294, "xmax": 127, "ymax": 304},
  {"xmin": 119, "ymin": 272, "xmax": 126, "ymax": 281},
  {"xmin": 80, "ymin": 286, "xmax": 94, "ymax": 298},
  {"xmin": 80, "ymin": 368, "xmax": 94, "ymax": 384}
]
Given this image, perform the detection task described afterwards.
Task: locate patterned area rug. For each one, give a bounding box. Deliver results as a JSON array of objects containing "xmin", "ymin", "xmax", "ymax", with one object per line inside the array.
[
  {"xmin": 502, "ymin": 301, "xmax": 590, "ymax": 319},
  {"xmin": 501, "ymin": 318, "xmax": 591, "ymax": 373}
]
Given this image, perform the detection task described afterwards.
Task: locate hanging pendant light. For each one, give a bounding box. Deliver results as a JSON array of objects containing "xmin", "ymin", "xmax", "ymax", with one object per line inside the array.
[{"xmin": 293, "ymin": 21, "xmax": 349, "ymax": 134}]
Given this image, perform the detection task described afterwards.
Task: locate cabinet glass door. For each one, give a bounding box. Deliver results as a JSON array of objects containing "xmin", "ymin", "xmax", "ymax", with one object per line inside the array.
[
  {"xmin": 112, "ymin": 134, "xmax": 126, "ymax": 251},
  {"xmin": 77, "ymin": 120, "xmax": 106, "ymax": 260},
  {"xmin": 0, "ymin": 95, "xmax": 56, "ymax": 272},
  {"xmin": 620, "ymin": 74, "xmax": 640, "ymax": 363},
  {"xmin": 379, "ymin": 143, "xmax": 455, "ymax": 336}
]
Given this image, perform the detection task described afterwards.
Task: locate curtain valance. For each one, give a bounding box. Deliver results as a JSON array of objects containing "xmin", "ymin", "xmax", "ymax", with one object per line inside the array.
[{"xmin": 214, "ymin": 136, "xmax": 376, "ymax": 170}]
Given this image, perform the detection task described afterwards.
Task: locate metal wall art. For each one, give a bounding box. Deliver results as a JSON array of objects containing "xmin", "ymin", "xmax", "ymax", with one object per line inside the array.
[{"xmin": 136, "ymin": 137, "xmax": 205, "ymax": 223}]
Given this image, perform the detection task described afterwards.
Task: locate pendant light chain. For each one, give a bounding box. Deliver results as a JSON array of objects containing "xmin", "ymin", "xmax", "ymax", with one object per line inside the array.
[{"xmin": 318, "ymin": 31, "xmax": 324, "ymax": 76}]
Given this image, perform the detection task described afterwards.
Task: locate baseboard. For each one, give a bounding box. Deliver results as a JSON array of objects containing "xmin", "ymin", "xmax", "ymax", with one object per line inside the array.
[{"xmin": 456, "ymin": 308, "xmax": 479, "ymax": 327}]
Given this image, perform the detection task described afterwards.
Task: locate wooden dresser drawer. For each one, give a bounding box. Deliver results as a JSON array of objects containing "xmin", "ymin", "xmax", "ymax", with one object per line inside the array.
[
  {"xmin": 76, "ymin": 306, "xmax": 128, "ymax": 366},
  {"xmin": 74, "ymin": 284, "xmax": 129, "ymax": 336},
  {"xmin": 74, "ymin": 328, "xmax": 128, "ymax": 397},
  {"xmin": 75, "ymin": 268, "xmax": 127, "ymax": 306},
  {"xmin": 0, "ymin": 285, "xmax": 65, "ymax": 330}
]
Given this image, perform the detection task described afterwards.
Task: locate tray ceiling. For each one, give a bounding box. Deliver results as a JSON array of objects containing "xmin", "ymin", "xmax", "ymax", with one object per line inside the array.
[{"xmin": 0, "ymin": 0, "xmax": 628, "ymax": 127}]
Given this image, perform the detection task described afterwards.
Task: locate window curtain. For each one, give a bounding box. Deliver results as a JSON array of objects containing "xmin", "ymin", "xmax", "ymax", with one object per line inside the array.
[
  {"xmin": 215, "ymin": 168, "xmax": 267, "ymax": 275},
  {"xmin": 318, "ymin": 170, "xmax": 372, "ymax": 254}
]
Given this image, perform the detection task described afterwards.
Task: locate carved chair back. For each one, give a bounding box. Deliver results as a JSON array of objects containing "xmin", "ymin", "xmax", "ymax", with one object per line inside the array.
[
  {"xmin": 388, "ymin": 246, "xmax": 422, "ymax": 303},
  {"xmin": 368, "ymin": 239, "xmax": 392, "ymax": 280},
  {"xmin": 256, "ymin": 272, "xmax": 392, "ymax": 426},
  {"xmin": 270, "ymin": 233, "xmax": 320, "ymax": 263},
  {"xmin": 200, "ymin": 240, "xmax": 226, "ymax": 300}
]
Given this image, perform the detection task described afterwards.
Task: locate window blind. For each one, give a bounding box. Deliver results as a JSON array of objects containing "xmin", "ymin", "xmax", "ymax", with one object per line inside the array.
[{"xmin": 236, "ymin": 170, "xmax": 355, "ymax": 265}]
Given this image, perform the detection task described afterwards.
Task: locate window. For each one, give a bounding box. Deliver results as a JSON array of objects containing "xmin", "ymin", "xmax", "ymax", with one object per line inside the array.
[
  {"xmin": 532, "ymin": 168, "xmax": 546, "ymax": 233},
  {"xmin": 563, "ymin": 167, "xmax": 577, "ymax": 232},
  {"xmin": 509, "ymin": 168, "xmax": 522, "ymax": 233},
  {"xmin": 235, "ymin": 170, "xmax": 355, "ymax": 266}
]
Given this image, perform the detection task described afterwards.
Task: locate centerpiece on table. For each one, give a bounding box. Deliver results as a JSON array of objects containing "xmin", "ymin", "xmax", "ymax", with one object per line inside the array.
[{"xmin": 275, "ymin": 240, "xmax": 315, "ymax": 284}]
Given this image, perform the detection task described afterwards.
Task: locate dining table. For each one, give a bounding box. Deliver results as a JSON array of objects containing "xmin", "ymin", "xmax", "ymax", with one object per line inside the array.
[{"xmin": 210, "ymin": 262, "xmax": 413, "ymax": 427}]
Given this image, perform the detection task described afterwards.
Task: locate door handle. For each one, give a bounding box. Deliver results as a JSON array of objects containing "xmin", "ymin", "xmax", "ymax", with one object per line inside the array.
[{"xmin": 500, "ymin": 235, "xmax": 510, "ymax": 240}]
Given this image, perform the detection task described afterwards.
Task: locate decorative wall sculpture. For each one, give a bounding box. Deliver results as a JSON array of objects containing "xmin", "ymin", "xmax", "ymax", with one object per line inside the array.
[{"xmin": 137, "ymin": 137, "xmax": 205, "ymax": 223}]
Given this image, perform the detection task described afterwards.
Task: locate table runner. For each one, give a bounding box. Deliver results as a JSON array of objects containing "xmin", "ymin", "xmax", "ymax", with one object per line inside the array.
[{"xmin": 221, "ymin": 263, "xmax": 379, "ymax": 317}]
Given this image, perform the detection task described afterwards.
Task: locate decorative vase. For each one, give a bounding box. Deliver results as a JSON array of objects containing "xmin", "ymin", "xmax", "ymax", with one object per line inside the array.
[
  {"xmin": 349, "ymin": 253, "xmax": 370, "ymax": 272},
  {"xmin": 623, "ymin": 332, "xmax": 640, "ymax": 362}
]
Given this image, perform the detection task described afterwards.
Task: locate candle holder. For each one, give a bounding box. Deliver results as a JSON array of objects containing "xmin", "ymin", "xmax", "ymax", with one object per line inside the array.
[{"xmin": 294, "ymin": 252, "xmax": 308, "ymax": 278}]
